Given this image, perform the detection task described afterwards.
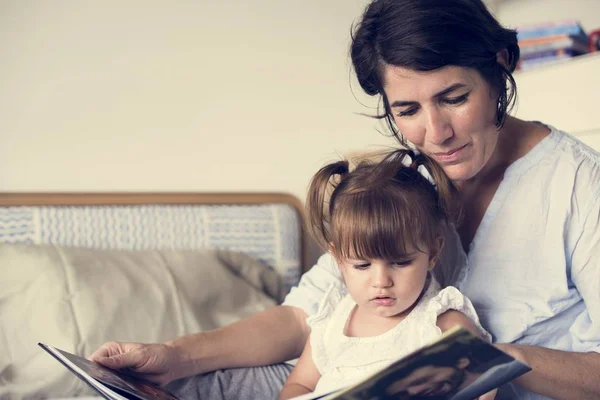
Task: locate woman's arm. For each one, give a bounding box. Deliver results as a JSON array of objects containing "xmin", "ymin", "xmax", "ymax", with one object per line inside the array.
[
  {"xmin": 92, "ymin": 305, "xmax": 310, "ymax": 384},
  {"xmin": 280, "ymin": 337, "xmax": 322, "ymax": 400},
  {"xmin": 496, "ymin": 344, "xmax": 600, "ymax": 399},
  {"xmin": 92, "ymin": 253, "xmax": 343, "ymax": 384},
  {"xmin": 436, "ymin": 311, "xmax": 600, "ymax": 398},
  {"xmin": 168, "ymin": 305, "xmax": 310, "ymax": 377}
]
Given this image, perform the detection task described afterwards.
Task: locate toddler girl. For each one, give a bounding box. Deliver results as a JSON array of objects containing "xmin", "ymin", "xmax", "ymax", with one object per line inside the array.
[{"xmin": 279, "ymin": 149, "xmax": 490, "ymax": 399}]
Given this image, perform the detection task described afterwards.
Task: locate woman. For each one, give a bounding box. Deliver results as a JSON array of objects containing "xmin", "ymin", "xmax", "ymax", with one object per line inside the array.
[{"xmin": 90, "ymin": 0, "xmax": 600, "ymax": 399}]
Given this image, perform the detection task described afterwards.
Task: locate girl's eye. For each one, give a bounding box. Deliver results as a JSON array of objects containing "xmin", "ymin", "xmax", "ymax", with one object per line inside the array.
[
  {"xmin": 392, "ymin": 260, "xmax": 411, "ymax": 267},
  {"xmin": 352, "ymin": 263, "xmax": 370, "ymax": 270},
  {"xmin": 444, "ymin": 93, "xmax": 469, "ymax": 105}
]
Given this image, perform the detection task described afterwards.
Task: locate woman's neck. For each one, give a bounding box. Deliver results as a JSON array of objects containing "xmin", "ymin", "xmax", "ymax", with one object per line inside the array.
[
  {"xmin": 452, "ymin": 117, "xmax": 551, "ymax": 251},
  {"xmin": 455, "ymin": 117, "xmax": 550, "ymax": 192}
]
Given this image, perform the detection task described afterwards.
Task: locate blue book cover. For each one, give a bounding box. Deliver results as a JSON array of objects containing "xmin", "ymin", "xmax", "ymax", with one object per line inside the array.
[
  {"xmin": 519, "ymin": 36, "xmax": 589, "ymax": 56},
  {"xmin": 291, "ymin": 326, "xmax": 531, "ymax": 400},
  {"xmin": 521, "ymin": 47, "xmax": 583, "ymax": 61},
  {"xmin": 517, "ymin": 20, "xmax": 587, "ymax": 42}
]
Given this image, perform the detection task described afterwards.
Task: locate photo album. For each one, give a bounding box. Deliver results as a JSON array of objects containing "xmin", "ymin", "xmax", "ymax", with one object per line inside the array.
[
  {"xmin": 290, "ymin": 326, "xmax": 531, "ymax": 400},
  {"xmin": 38, "ymin": 343, "xmax": 179, "ymax": 400},
  {"xmin": 41, "ymin": 325, "xmax": 530, "ymax": 400}
]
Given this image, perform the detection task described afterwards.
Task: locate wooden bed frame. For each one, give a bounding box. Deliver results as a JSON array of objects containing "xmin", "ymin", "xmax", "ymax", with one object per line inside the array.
[{"xmin": 0, "ymin": 192, "xmax": 308, "ymax": 272}]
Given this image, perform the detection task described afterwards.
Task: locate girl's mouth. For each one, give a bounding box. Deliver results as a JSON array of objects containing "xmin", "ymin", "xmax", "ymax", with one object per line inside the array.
[{"xmin": 372, "ymin": 296, "xmax": 396, "ymax": 306}]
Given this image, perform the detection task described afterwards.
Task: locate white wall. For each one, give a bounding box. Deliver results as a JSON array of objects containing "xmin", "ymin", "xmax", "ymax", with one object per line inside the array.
[
  {"xmin": 2, "ymin": 0, "xmax": 599, "ymax": 205},
  {"xmin": 496, "ymin": 0, "xmax": 600, "ymax": 32},
  {"xmin": 0, "ymin": 0, "xmax": 392, "ymax": 202}
]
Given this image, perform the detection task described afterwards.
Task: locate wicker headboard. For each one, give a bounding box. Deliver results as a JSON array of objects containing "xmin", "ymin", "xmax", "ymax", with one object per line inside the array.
[{"xmin": 0, "ymin": 192, "xmax": 306, "ymax": 292}]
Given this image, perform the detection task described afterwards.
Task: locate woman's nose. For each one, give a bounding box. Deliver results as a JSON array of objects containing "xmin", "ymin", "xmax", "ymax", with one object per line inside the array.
[{"xmin": 425, "ymin": 108, "xmax": 453, "ymax": 145}]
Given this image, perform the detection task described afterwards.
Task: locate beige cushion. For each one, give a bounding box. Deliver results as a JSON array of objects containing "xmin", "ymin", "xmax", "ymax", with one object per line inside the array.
[{"xmin": 0, "ymin": 243, "xmax": 283, "ymax": 398}]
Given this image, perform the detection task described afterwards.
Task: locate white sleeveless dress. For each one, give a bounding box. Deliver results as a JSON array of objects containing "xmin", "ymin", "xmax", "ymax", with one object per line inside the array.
[{"xmin": 308, "ymin": 279, "xmax": 490, "ymax": 393}]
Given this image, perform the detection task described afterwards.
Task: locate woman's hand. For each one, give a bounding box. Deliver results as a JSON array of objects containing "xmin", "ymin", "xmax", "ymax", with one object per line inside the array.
[
  {"xmin": 492, "ymin": 343, "xmax": 600, "ymax": 399},
  {"xmin": 493, "ymin": 343, "xmax": 527, "ymax": 364},
  {"xmin": 477, "ymin": 388, "xmax": 497, "ymax": 400},
  {"xmin": 89, "ymin": 341, "xmax": 182, "ymax": 385}
]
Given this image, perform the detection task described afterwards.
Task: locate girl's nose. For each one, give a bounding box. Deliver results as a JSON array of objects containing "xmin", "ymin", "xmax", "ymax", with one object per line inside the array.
[{"xmin": 372, "ymin": 266, "xmax": 393, "ymax": 288}]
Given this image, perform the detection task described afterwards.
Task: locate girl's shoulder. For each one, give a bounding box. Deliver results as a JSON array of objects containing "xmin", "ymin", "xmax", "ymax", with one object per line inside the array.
[
  {"xmin": 425, "ymin": 285, "xmax": 492, "ymax": 341},
  {"xmin": 306, "ymin": 284, "xmax": 351, "ymax": 329},
  {"xmin": 307, "ymin": 285, "xmax": 355, "ymax": 374}
]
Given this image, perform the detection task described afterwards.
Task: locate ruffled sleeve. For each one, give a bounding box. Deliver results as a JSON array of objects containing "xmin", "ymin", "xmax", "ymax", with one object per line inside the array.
[
  {"xmin": 427, "ymin": 286, "xmax": 492, "ymax": 342},
  {"xmin": 306, "ymin": 284, "xmax": 344, "ymax": 373}
]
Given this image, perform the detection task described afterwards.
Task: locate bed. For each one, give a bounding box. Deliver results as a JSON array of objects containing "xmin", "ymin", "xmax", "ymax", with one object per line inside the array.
[{"xmin": 0, "ymin": 192, "xmax": 306, "ymax": 399}]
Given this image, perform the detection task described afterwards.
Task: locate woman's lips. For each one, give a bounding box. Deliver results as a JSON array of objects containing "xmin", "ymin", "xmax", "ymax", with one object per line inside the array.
[{"xmin": 433, "ymin": 143, "xmax": 469, "ymax": 163}]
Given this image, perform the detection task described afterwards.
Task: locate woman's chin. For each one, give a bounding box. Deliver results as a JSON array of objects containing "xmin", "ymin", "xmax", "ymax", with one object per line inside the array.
[{"xmin": 443, "ymin": 164, "xmax": 478, "ymax": 185}]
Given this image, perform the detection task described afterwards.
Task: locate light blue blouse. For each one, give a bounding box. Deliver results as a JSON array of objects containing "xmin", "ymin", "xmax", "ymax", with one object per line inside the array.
[{"xmin": 284, "ymin": 126, "xmax": 600, "ymax": 400}]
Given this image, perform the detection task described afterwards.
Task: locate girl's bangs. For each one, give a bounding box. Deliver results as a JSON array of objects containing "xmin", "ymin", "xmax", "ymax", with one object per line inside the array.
[{"xmin": 331, "ymin": 192, "xmax": 431, "ymax": 260}]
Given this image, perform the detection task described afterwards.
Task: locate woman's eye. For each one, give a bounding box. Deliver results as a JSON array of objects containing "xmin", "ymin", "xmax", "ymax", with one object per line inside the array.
[
  {"xmin": 397, "ymin": 107, "xmax": 418, "ymax": 117},
  {"xmin": 444, "ymin": 93, "xmax": 469, "ymax": 105}
]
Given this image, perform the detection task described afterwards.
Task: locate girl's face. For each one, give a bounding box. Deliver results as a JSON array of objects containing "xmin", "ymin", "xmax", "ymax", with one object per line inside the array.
[
  {"xmin": 382, "ymin": 65, "xmax": 500, "ymax": 185},
  {"xmin": 338, "ymin": 244, "xmax": 436, "ymax": 319}
]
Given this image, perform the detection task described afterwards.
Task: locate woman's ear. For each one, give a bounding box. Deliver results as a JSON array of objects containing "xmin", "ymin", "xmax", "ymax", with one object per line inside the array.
[
  {"xmin": 428, "ymin": 236, "xmax": 445, "ymax": 270},
  {"xmin": 496, "ymin": 49, "xmax": 510, "ymax": 69}
]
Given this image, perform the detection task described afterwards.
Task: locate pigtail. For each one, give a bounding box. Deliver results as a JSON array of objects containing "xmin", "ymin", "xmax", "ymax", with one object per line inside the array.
[
  {"xmin": 379, "ymin": 149, "xmax": 462, "ymax": 225},
  {"xmin": 413, "ymin": 152, "xmax": 462, "ymax": 225},
  {"xmin": 305, "ymin": 161, "xmax": 350, "ymax": 250}
]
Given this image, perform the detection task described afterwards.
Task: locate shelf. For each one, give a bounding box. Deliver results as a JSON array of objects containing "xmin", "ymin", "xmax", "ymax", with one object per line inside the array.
[
  {"xmin": 515, "ymin": 51, "xmax": 600, "ymax": 75},
  {"xmin": 512, "ymin": 49, "xmax": 599, "ymax": 135}
]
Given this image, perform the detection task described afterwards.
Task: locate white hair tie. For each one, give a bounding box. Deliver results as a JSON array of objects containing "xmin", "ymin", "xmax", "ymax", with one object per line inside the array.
[
  {"xmin": 417, "ymin": 165, "xmax": 436, "ymax": 189},
  {"xmin": 401, "ymin": 152, "xmax": 437, "ymax": 190}
]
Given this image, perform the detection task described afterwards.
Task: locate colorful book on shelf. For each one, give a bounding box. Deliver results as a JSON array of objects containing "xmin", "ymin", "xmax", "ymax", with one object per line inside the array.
[
  {"xmin": 519, "ymin": 35, "xmax": 589, "ymax": 57},
  {"xmin": 519, "ymin": 33, "xmax": 588, "ymax": 46},
  {"xmin": 518, "ymin": 54, "xmax": 575, "ymax": 71},
  {"xmin": 590, "ymin": 29, "xmax": 600, "ymax": 52},
  {"xmin": 520, "ymin": 48, "xmax": 582, "ymax": 61},
  {"xmin": 290, "ymin": 326, "xmax": 531, "ymax": 400},
  {"xmin": 517, "ymin": 20, "xmax": 587, "ymax": 42}
]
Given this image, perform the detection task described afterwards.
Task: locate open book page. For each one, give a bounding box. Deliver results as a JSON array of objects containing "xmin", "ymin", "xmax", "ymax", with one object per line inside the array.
[
  {"xmin": 286, "ymin": 384, "xmax": 345, "ymax": 400},
  {"xmin": 39, "ymin": 343, "xmax": 178, "ymax": 400},
  {"xmin": 290, "ymin": 326, "xmax": 530, "ymax": 400}
]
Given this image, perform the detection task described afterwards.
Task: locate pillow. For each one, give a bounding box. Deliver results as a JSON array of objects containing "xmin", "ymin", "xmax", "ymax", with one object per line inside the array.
[{"xmin": 0, "ymin": 243, "xmax": 283, "ymax": 398}]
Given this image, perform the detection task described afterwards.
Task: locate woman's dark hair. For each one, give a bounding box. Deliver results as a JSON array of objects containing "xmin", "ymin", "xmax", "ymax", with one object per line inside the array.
[
  {"xmin": 306, "ymin": 149, "xmax": 461, "ymax": 260},
  {"xmin": 350, "ymin": 0, "xmax": 520, "ymax": 144}
]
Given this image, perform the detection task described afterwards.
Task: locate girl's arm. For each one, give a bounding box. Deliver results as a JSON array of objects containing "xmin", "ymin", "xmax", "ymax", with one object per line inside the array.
[
  {"xmin": 279, "ymin": 337, "xmax": 322, "ymax": 400},
  {"xmin": 436, "ymin": 310, "xmax": 497, "ymax": 400},
  {"xmin": 436, "ymin": 309, "xmax": 483, "ymax": 337}
]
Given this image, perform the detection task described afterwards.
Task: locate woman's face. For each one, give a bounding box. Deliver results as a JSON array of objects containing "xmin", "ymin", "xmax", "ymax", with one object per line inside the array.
[{"xmin": 382, "ymin": 65, "xmax": 500, "ymax": 184}]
